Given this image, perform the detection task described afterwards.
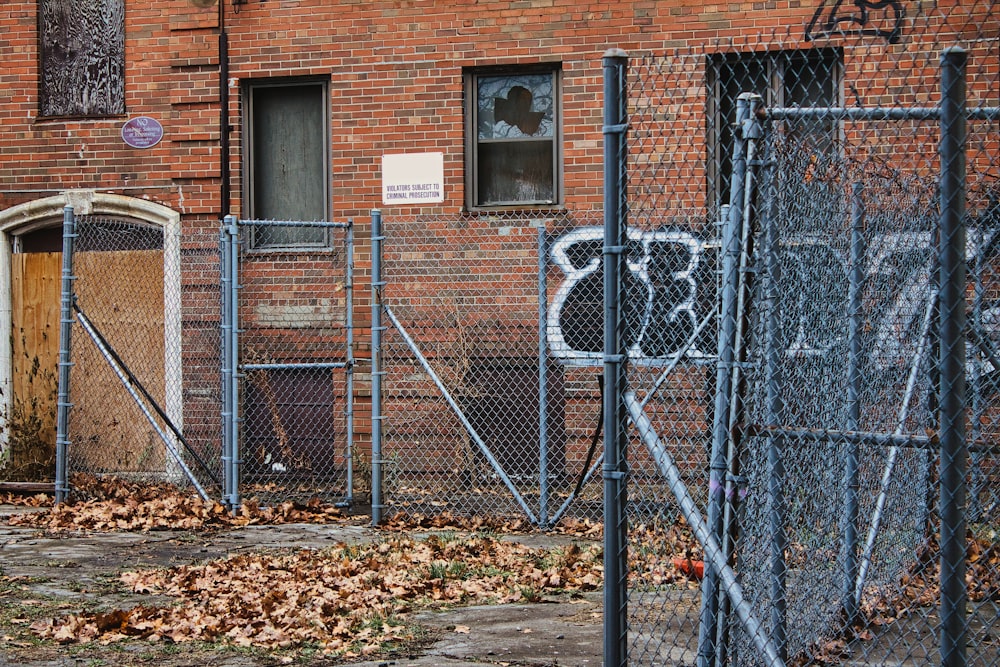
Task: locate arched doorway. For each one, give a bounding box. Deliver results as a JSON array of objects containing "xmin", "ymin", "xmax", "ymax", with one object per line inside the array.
[{"xmin": 0, "ymin": 191, "xmax": 181, "ymax": 479}]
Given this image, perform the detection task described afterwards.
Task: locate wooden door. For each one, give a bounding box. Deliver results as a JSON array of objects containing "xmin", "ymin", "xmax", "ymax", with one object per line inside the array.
[
  {"xmin": 72, "ymin": 249, "xmax": 165, "ymax": 472},
  {"xmin": 9, "ymin": 252, "xmax": 62, "ymax": 478}
]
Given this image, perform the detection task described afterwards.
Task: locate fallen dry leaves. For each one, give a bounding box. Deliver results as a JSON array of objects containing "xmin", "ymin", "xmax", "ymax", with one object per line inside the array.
[
  {"xmin": 31, "ymin": 532, "xmax": 604, "ymax": 656},
  {"xmin": 5, "ymin": 473, "xmax": 356, "ymax": 532},
  {"xmin": 0, "ymin": 491, "xmax": 51, "ymax": 507}
]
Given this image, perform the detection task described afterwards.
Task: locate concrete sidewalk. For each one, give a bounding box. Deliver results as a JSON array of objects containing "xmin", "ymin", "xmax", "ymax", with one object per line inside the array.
[{"xmin": 0, "ymin": 506, "xmax": 603, "ymax": 667}]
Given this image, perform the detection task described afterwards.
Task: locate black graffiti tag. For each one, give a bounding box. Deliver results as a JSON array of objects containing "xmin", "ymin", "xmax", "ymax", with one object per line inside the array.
[{"xmin": 805, "ymin": 0, "xmax": 905, "ymax": 44}]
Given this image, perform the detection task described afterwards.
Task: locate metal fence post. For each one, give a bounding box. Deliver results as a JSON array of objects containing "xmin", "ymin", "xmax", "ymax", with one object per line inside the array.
[
  {"xmin": 538, "ymin": 228, "xmax": 550, "ymax": 528},
  {"xmin": 842, "ymin": 182, "xmax": 865, "ymax": 625},
  {"xmin": 700, "ymin": 92, "xmax": 752, "ymax": 667},
  {"xmin": 938, "ymin": 45, "xmax": 968, "ymax": 667},
  {"xmin": 602, "ymin": 46, "xmax": 629, "ymax": 667},
  {"xmin": 371, "ymin": 209, "xmax": 385, "ymax": 526},
  {"xmin": 54, "ymin": 205, "xmax": 77, "ymax": 504},
  {"xmin": 220, "ymin": 216, "xmax": 240, "ymax": 509},
  {"xmin": 345, "ymin": 218, "xmax": 356, "ymax": 506},
  {"xmin": 760, "ymin": 126, "xmax": 788, "ymax": 664}
]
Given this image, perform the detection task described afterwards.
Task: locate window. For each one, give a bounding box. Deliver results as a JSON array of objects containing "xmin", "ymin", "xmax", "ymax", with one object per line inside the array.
[
  {"xmin": 39, "ymin": 0, "xmax": 125, "ymax": 117},
  {"xmin": 707, "ymin": 49, "xmax": 841, "ymax": 211},
  {"xmin": 245, "ymin": 79, "xmax": 330, "ymax": 248},
  {"xmin": 465, "ymin": 67, "xmax": 561, "ymax": 209}
]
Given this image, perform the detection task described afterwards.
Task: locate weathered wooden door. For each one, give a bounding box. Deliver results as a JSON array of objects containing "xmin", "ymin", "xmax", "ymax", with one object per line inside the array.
[
  {"xmin": 9, "ymin": 252, "xmax": 62, "ymax": 478},
  {"xmin": 72, "ymin": 249, "xmax": 166, "ymax": 473}
]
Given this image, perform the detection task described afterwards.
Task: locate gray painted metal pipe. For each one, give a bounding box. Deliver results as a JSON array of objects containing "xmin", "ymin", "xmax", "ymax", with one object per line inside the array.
[
  {"xmin": 220, "ymin": 222, "xmax": 234, "ymax": 507},
  {"xmin": 370, "ymin": 209, "xmax": 385, "ymax": 526},
  {"xmin": 760, "ymin": 134, "xmax": 788, "ymax": 663},
  {"xmin": 601, "ymin": 47, "xmax": 629, "ymax": 667},
  {"xmin": 938, "ymin": 46, "xmax": 968, "ymax": 667},
  {"xmin": 345, "ymin": 219, "xmax": 355, "ymax": 505},
  {"xmin": 699, "ymin": 92, "xmax": 753, "ymax": 667},
  {"xmin": 537, "ymin": 229, "xmax": 549, "ymax": 528},
  {"xmin": 842, "ymin": 183, "xmax": 865, "ymax": 624},
  {"xmin": 54, "ymin": 206, "xmax": 77, "ymax": 504}
]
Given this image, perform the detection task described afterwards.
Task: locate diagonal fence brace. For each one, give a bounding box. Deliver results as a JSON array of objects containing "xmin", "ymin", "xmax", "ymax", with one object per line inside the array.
[{"xmin": 74, "ymin": 303, "xmax": 213, "ymax": 501}]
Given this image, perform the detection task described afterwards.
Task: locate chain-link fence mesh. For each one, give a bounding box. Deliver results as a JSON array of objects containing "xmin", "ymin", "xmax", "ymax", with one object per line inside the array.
[
  {"xmin": 623, "ymin": 4, "xmax": 998, "ymax": 666},
  {"xmin": 225, "ymin": 219, "xmax": 354, "ymax": 508},
  {"xmin": 375, "ymin": 210, "xmax": 607, "ymax": 525},
  {"xmin": 60, "ymin": 213, "xmax": 220, "ymax": 494}
]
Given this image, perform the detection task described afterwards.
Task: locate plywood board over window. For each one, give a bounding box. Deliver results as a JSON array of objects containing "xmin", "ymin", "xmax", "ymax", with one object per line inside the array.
[{"xmin": 38, "ymin": 0, "xmax": 125, "ymax": 117}]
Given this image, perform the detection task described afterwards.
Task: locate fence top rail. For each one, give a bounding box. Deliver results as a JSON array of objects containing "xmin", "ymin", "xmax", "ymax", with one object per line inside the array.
[
  {"xmin": 235, "ymin": 219, "xmax": 353, "ymax": 229},
  {"xmin": 768, "ymin": 106, "xmax": 1000, "ymax": 122}
]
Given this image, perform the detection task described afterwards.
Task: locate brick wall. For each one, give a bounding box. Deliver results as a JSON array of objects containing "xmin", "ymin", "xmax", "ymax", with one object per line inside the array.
[{"xmin": 2, "ymin": 0, "xmax": 996, "ymax": 486}]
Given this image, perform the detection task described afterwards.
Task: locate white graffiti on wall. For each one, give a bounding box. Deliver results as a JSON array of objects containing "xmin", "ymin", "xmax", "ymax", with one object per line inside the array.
[
  {"xmin": 546, "ymin": 225, "xmax": 1000, "ymax": 374},
  {"xmin": 547, "ymin": 226, "xmax": 710, "ymax": 365}
]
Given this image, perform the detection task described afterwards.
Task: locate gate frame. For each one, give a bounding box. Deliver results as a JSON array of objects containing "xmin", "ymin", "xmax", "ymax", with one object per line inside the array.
[{"xmin": 220, "ymin": 216, "xmax": 356, "ymax": 511}]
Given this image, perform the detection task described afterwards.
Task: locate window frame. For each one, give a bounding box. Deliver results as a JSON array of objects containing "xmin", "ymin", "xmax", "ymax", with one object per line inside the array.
[
  {"xmin": 243, "ymin": 76, "xmax": 332, "ymax": 250},
  {"xmin": 464, "ymin": 64, "xmax": 563, "ymax": 211},
  {"xmin": 706, "ymin": 48, "xmax": 843, "ymax": 212}
]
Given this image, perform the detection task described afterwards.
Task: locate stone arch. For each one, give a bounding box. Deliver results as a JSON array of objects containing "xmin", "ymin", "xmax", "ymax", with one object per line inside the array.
[{"xmin": 0, "ymin": 191, "xmax": 182, "ymax": 463}]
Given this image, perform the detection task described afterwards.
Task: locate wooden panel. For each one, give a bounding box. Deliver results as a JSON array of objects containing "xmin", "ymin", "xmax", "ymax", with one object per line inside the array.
[
  {"xmin": 10, "ymin": 253, "xmax": 62, "ymax": 471},
  {"xmin": 70, "ymin": 250, "xmax": 166, "ymax": 473},
  {"xmin": 39, "ymin": 0, "xmax": 125, "ymax": 116}
]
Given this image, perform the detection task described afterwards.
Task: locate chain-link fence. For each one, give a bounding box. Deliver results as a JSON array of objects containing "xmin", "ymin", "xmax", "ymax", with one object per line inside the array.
[
  {"xmin": 220, "ymin": 218, "xmax": 355, "ymax": 509},
  {"xmin": 618, "ymin": 4, "xmax": 999, "ymax": 667},
  {"xmin": 371, "ymin": 209, "xmax": 607, "ymax": 526},
  {"xmin": 53, "ymin": 208, "xmax": 220, "ymax": 501},
  {"xmin": 53, "ymin": 214, "xmax": 355, "ymax": 510}
]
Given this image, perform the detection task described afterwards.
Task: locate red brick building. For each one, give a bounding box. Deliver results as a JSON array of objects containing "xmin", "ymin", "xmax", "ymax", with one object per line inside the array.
[{"xmin": 0, "ymin": 0, "xmax": 995, "ymax": 488}]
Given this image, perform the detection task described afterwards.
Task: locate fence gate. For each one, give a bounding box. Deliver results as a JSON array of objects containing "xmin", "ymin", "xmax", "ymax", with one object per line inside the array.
[
  {"xmin": 220, "ymin": 217, "xmax": 355, "ymax": 509},
  {"xmin": 613, "ymin": 8, "xmax": 999, "ymax": 667}
]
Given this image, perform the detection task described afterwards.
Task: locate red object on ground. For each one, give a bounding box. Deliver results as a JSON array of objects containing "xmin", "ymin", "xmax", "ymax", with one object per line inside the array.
[{"xmin": 672, "ymin": 557, "xmax": 705, "ymax": 580}]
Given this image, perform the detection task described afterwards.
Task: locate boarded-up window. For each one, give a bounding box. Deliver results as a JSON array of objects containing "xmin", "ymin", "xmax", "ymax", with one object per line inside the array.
[{"xmin": 39, "ymin": 0, "xmax": 125, "ymax": 118}]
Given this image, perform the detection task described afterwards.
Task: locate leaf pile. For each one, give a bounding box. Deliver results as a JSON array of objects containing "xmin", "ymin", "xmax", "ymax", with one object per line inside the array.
[
  {"xmin": 31, "ymin": 533, "xmax": 604, "ymax": 656},
  {"xmin": 383, "ymin": 512, "xmax": 704, "ymax": 585},
  {"xmin": 861, "ymin": 533, "xmax": 1000, "ymax": 626},
  {"xmin": 382, "ymin": 511, "xmax": 607, "ymax": 538},
  {"xmin": 381, "ymin": 510, "xmax": 534, "ymax": 534},
  {"xmin": 0, "ymin": 491, "xmax": 51, "ymax": 507},
  {"xmin": 6, "ymin": 473, "xmax": 355, "ymax": 532}
]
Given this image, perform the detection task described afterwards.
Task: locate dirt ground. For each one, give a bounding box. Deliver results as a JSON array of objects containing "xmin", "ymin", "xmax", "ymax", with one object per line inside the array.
[{"xmin": 0, "ymin": 505, "xmax": 604, "ymax": 667}]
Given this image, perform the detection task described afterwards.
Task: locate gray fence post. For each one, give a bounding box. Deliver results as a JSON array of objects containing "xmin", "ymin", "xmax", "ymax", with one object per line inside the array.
[
  {"xmin": 220, "ymin": 216, "xmax": 241, "ymax": 510},
  {"xmin": 370, "ymin": 209, "xmax": 385, "ymax": 526},
  {"xmin": 700, "ymin": 92, "xmax": 753, "ymax": 667},
  {"xmin": 54, "ymin": 206, "xmax": 76, "ymax": 504},
  {"xmin": 602, "ymin": 46, "xmax": 629, "ymax": 667},
  {"xmin": 345, "ymin": 219, "xmax": 356, "ymax": 506},
  {"xmin": 760, "ymin": 123, "xmax": 788, "ymax": 664},
  {"xmin": 538, "ymin": 228, "xmax": 550, "ymax": 528},
  {"xmin": 938, "ymin": 45, "xmax": 968, "ymax": 667},
  {"xmin": 842, "ymin": 182, "xmax": 865, "ymax": 625}
]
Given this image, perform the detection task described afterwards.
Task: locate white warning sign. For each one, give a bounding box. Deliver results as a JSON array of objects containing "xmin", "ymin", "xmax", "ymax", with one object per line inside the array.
[{"xmin": 381, "ymin": 152, "xmax": 445, "ymax": 205}]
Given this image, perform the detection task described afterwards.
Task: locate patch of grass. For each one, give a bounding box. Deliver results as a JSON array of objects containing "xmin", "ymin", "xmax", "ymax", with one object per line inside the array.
[{"xmin": 519, "ymin": 585, "xmax": 542, "ymax": 602}]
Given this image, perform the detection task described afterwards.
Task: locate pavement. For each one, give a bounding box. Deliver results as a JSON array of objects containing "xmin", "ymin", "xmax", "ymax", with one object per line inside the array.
[{"xmin": 0, "ymin": 505, "xmax": 603, "ymax": 667}]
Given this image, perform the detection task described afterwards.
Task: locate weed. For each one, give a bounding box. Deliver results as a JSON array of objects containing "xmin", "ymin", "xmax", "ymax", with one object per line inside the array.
[{"xmin": 1, "ymin": 351, "xmax": 57, "ymax": 482}]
